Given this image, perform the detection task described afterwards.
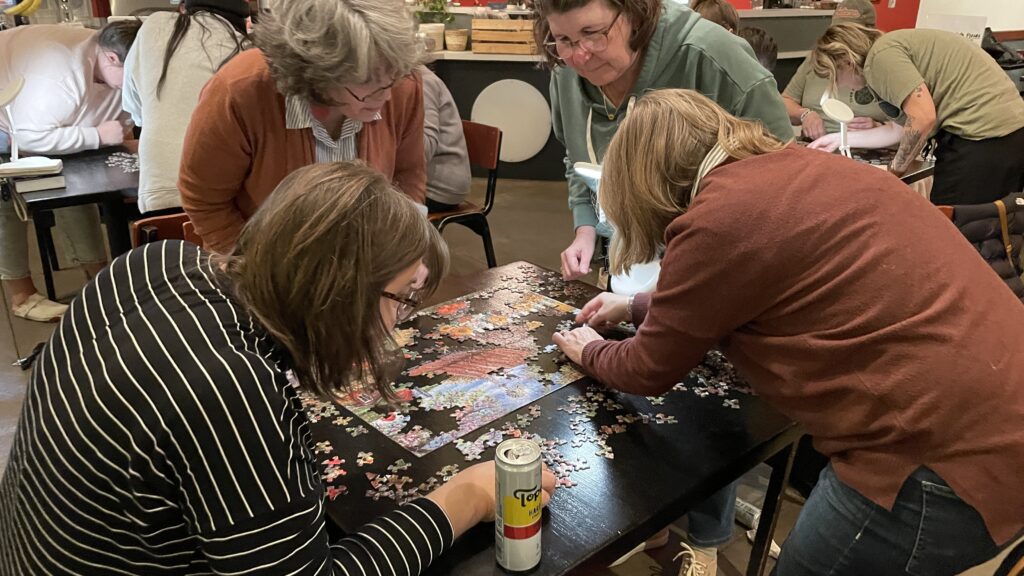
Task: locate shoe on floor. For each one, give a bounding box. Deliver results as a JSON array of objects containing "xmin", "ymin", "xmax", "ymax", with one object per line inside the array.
[
  {"xmin": 745, "ymin": 528, "xmax": 781, "ymax": 559},
  {"xmin": 609, "ymin": 527, "xmax": 671, "ymax": 567},
  {"xmin": 12, "ymin": 293, "xmax": 67, "ymax": 322},
  {"xmin": 674, "ymin": 541, "xmax": 718, "ymax": 576}
]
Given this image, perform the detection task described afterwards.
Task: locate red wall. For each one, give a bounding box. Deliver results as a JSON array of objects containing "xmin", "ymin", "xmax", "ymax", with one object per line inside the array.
[{"xmin": 725, "ymin": 0, "xmax": 921, "ymax": 31}]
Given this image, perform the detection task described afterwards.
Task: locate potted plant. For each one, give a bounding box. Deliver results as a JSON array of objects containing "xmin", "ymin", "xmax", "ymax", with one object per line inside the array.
[{"xmin": 416, "ymin": 0, "xmax": 453, "ymax": 24}]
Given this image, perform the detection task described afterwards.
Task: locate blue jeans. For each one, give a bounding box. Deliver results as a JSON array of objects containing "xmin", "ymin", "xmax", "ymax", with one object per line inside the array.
[
  {"xmin": 0, "ymin": 130, "xmax": 9, "ymax": 154},
  {"xmin": 687, "ymin": 481, "xmax": 737, "ymax": 548},
  {"xmin": 775, "ymin": 465, "xmax": 999, "ymax": 576}
]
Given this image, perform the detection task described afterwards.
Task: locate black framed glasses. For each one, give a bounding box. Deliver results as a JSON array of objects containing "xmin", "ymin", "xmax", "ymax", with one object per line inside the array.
[
  {"xmin": 544, "ymin": 10, "xmax": 622, "ymax": 64},
  {"xmin": 345, "ymin": 76, "xmax": 401, "ymax": 103},
  {"xmin": 382, "ymin": 290, "xmax": 421, "ymax": 322}
]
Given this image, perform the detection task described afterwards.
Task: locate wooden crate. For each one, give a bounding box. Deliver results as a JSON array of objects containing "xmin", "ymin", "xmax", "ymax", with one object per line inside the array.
[{"xmin": 471, "ymin": 19, "xmax": 538, "ymax": 55}]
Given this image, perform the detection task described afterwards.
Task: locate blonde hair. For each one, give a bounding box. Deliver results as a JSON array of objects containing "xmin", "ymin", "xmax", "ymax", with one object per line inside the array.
[
  {"xmin": 220, "ymin": 162, "xmax": 448, "ymax": 400},
  {"xmin": 254, "ymin": 0, "xmax": 424, "ymax": 102},
  {"xmin": 811, "ymin": 23, "xmax": 883, "ymax": 85},
  {"xmin": 601, "ymin": 89, "xmax": 785, "ymax": 275}
]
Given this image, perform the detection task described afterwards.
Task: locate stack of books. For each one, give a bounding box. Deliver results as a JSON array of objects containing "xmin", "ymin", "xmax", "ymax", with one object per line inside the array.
[{"xmin": 0, "ymin": 156, "xmax": 64, "ymax": 193}]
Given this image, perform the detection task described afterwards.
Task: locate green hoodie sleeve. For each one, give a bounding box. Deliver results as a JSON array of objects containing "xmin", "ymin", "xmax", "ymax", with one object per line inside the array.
[
  {"xmin": 675, "ymin": 35, "xmax": 794, "ymax": 143},
  {"xmin": 550, "ymin": 74, "xmax": 599, "ymax": 231}
]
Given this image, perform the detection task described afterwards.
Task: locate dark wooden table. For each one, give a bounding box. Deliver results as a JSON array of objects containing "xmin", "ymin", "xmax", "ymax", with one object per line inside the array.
[
  {"xmin": 311, "ymin": 262, "xmax": 802, "ymax": 576},
  {"xmin": 17, "ymin": 143, "xmax": 138, "ymax": 300},
  {"xmin": 850, "ymin": 147, "xmax": 935, "ymax": 185}
]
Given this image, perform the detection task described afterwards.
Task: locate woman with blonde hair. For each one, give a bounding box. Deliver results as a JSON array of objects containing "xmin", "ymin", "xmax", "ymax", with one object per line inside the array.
[
  {"xmin": 179, "ymin": 0, "xmax": 429, "ymax": 253},
  {"xmin": 0, "ymin": 162, "xmax": 555, "ymax": 575},
  {"xmin": 554, "ymin": 89, "xmax": 1024, "ymax": 575},
  {"xmin": 810, "ymin": 23, "xmax": 1024, "ymax": 206}
]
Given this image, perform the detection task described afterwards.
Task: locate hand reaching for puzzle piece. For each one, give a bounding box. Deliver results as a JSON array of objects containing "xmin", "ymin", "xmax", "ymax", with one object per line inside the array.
[
  {"xmin": 576, "ymin": 292, "xmax": 630, "ymax": 328},
  {"xmin": 553, "ymin": 325, "xmax": 604, "ymax": 365}
]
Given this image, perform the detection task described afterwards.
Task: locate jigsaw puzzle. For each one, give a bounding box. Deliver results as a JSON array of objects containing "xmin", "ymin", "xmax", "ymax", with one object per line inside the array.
[{"xmin": 314, "ymin": 287, "xmax": 586, "ymax": 457}]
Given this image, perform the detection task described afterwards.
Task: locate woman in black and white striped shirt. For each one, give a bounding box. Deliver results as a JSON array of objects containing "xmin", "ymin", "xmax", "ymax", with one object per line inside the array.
[{"xmin": 0, "ymin": 162, "xmax": 555, "ymax": 575}]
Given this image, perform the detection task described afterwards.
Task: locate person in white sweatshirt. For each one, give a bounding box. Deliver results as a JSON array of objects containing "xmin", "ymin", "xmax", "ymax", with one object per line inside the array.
[
  {"xmin": 122, "ymin": 0, "xmax": 249, "ymax": 214},
  {"xmin": 0, "ymin": 21, "xmax": 140, "ymax": 322}
]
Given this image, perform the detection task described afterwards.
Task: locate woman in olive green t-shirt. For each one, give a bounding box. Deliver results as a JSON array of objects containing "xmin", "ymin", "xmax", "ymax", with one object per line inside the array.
[{"xmin": 811, "ymin": 24, "xmax": 1024, "ymax": 206}]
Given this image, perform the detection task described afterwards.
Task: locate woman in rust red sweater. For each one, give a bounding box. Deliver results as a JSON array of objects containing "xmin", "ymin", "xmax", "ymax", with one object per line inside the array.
[
  {"xmin": 553, "ymin": 89, "xmax": 1024, "ymax": 575},
  {"xmin": 178, "ymin": 0, "xmax": 427, "ymax": 253}
]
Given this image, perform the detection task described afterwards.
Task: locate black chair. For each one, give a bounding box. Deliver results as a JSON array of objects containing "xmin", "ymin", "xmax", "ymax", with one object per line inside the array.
[{"xmin": 429, "ymin": 120, "xmax": 502, "ymax": 268}]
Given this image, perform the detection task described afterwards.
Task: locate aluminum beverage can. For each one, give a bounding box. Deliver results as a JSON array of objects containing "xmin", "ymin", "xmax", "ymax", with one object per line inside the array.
[
  {"xmin": 495, "ymin": 438, "xmax": 542, "ymax": 572},
  {"xmin": 735, "ymin": 497, "xmax": 761, "ymax": 530}
]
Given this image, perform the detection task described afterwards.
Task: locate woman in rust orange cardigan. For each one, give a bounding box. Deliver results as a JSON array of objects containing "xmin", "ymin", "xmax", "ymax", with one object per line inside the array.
[{"xmin": 179, "ymin": 0, "xmax": 427, "ymax": 253}]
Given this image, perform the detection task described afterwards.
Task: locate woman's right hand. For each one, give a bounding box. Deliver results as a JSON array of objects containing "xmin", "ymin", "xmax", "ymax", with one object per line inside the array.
[
  {"xmin": 426, "ymin": 461, "xmax": 556, "ymax": 538},
  {"xmin": 800, "ymin": 111, "xmax": 826, "ymax": 140},
  {"xmin": 576, "ymin": 292, "xmax": 630, "ymax": 327},
  {"xmin": 97, "ymin": 120, "xmax": 125, "ymax": 146},
  {"xmin": 561, "ymin": 226, "xmax": 597, "ymax": 280},
  {"xmin": 807, "ymin": 133, "xmax": 841, "ymax": 153}
]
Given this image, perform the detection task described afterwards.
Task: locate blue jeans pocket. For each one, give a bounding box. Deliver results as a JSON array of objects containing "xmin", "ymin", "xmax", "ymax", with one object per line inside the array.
[{"xmin": 906, "ymin": 480, "xmax": 978, "ymax": 576}]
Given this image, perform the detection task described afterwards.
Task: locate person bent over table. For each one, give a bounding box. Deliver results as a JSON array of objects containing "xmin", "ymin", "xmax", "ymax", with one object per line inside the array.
[
  {"xmin": 0, "ymin": 21, "xmax": 140, "ymax": 322},
  {"xmin": 0, "ymin": 162, "xmax": 556, "ymax": 575},
  {"xmin": 554, "ymin": 89, "xmax": 1024, "ymax": 576},
  {"xmin": 811, "ymin": 24, "xmax": 1024, "ymax": 206},
  {"xmin": 179, "ymin": 0, "xmax": 429, "ymax": 253}
]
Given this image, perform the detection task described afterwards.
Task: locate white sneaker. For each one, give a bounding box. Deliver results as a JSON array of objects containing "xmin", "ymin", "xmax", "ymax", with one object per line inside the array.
[
  {"xmin": 674, "ymin": 542, "xmax": 718, "ymax": 576},
  {"xmin": 609, "ymin": 527, "xmax": 670, "ymax": 567},
  {"xmin": 745, "ymin": 529, "xmax": 781, "ymax": 559}
]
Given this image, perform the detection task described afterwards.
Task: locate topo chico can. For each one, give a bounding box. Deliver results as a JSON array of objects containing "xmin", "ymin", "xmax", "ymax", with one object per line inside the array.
[{"xmin": 495, "ymin": 438, "xmax": 542, "ymax": 572}]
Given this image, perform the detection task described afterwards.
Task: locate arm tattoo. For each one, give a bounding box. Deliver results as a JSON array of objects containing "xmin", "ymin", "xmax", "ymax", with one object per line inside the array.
[{"xmin": 891, "ymin": 115, "xmax": 928, "ymax": 175}]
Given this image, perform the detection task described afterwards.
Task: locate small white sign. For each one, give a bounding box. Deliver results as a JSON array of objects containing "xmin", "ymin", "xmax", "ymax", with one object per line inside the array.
[{"xmin": 919, "ymin": 12, "xmax": 988, "ymax": 45}]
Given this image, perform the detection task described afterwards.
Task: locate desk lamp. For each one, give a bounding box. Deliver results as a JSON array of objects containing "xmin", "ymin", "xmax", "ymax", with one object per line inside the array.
[
  {"xmin": 821, "ymin": 97, "xmax": 855, "ymax": 160},
  {"xmin": 0, "ymin": 76, "xmax": 63, "ymax": 177}
]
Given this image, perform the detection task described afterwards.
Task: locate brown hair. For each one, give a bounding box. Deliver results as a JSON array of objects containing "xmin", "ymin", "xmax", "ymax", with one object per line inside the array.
[
  {"xmin": 811, "ymin": 23, "xmax": 883, "ymax": 85},
  {"xmin": 97, "ymin": 19, "xmax": 143, "ymax": 63},
  {"xmin": 533, "ymin": 0, "xmax": 662, "ymax": 68},
  {"xmin": 220, "ymin": 162, "xmax": 449, "ymax": 400},
  {"xmin": 690, "ymin": 0, "xmax": 738, "ymax": 32},
  {"xmin": 737, "ymin": 26, "xmax": 777, "ymax": 71},
  {"xmin": 601, "ymin": 89, "xmax": 785, "ymax": 274}
]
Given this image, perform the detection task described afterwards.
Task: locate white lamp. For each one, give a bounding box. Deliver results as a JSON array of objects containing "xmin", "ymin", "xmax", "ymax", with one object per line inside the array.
[
  {"xmin": 821, "ymin": 97, "xmax": 855, "ymax": 160},
  {"xmin": 0, "ymin": 76, "xmax": 63, "ymax": 177}
]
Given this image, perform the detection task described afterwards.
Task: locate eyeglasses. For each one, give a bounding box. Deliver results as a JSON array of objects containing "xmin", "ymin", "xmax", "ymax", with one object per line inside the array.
[
  {"xmin": 382, "ymin": 290, "xmax": 421, "ymax": 322},
  {"xmin": 345, "ymin": 76, "xmax": 401, "ymax": 103},
  {"xmin": 544, "ymin": 11, "xmax": 622, "ymax": 64}
]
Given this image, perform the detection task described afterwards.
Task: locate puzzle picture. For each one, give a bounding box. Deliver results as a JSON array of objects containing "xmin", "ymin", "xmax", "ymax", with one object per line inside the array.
[{"xmin": 316, "ymin": 287, "xmax": 586, "ymax": 457}]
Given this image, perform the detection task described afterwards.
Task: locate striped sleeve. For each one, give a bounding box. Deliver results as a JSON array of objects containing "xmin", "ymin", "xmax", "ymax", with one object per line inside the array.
[{"xmin": 192, "ymin": 494, "xmax": 453, "ymax": 576}]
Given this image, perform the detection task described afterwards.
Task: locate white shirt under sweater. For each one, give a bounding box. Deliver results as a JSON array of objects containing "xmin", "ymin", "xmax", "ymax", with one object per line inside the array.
[
  {"xmin": 0, "ymin": 240, "xmax": 455, "ymax": 575},
  {"xmin": 122, "ymin": 13, "xmax": 247, "ymax": 213},
  {"xmin": 0, "ymin": 25, "xmax": 125, "ymax": 154}
]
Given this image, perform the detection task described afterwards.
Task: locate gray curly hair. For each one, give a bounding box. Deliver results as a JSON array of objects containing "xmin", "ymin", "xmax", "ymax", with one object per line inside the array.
[{"xmin": 254, "ymin": 0, "xmax": 424, "ymax": 102}]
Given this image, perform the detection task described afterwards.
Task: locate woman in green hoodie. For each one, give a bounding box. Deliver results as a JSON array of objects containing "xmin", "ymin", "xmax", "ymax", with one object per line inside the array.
[
  {"xmin": 535, "ymin": 0, "xmax": 791, "ymax": 283},
  {"xmin": 534, "ymin": 0, "xmax": 791, "ymax": 573}
]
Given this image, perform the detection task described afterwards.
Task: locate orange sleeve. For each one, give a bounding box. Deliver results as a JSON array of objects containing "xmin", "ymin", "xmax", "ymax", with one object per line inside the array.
[
  {"xmin": 391, "ymin": 74, "xmax": 427, "ymax": 206},
  {"xmin": 178, "ymin": 70, "xmax": 253, "ymax": 254}
]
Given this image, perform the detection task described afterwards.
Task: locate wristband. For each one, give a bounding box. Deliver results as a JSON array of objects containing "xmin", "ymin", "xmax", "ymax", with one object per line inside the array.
[{"xmin": 799, "ymin": 108, "xmax": 812, "ymax": 122}]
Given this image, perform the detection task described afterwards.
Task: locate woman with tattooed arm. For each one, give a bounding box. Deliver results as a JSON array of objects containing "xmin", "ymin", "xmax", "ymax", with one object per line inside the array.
[{"xmin": 811, "ymin": 24, "xmax": 1024, "ymax": 206}]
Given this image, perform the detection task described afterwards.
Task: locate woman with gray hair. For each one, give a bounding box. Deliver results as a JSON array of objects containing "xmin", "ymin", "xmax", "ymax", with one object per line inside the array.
[{"xmin": 178, "ymin": 0, "xmax": 428, "ymax": 253}]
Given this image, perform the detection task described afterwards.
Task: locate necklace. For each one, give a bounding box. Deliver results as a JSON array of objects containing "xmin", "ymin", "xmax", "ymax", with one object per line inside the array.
[{"xmin": 598, "ymin": 87, "xmax": 617, "ymax": 120}]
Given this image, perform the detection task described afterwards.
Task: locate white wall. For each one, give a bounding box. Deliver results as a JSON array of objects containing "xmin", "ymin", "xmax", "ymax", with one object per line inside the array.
[{"xmin": 917, "ymin": 0, "xmax": 1024, "ymax": 32}]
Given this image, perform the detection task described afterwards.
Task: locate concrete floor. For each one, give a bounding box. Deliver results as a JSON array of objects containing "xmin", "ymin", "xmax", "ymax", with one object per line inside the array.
[{"xmin": 0, "ymin": 178, "xmax": 801, "ymax": 575}]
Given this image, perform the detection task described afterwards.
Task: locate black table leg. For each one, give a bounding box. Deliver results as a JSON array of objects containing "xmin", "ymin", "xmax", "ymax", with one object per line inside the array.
[
  {"xmin": 100, "ymin": 194, "xmax": 131, "ymax": 257},
  {"xmin": 33, "ymin": 209, "xmax": 57, "ymax": 301},
  {"xmin": 746, "ymin": 441, "xmax": 798, "ymax": 576}
]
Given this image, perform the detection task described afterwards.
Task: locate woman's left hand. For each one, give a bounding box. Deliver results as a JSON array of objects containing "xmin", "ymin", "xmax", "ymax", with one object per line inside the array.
[
  {"xmin": 552, "ymin": 325, "xmax": 604, "ymax": 365},
  {"xmin": 847, "ymin": 116, "xmax": 878, "ymax": 130}
]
